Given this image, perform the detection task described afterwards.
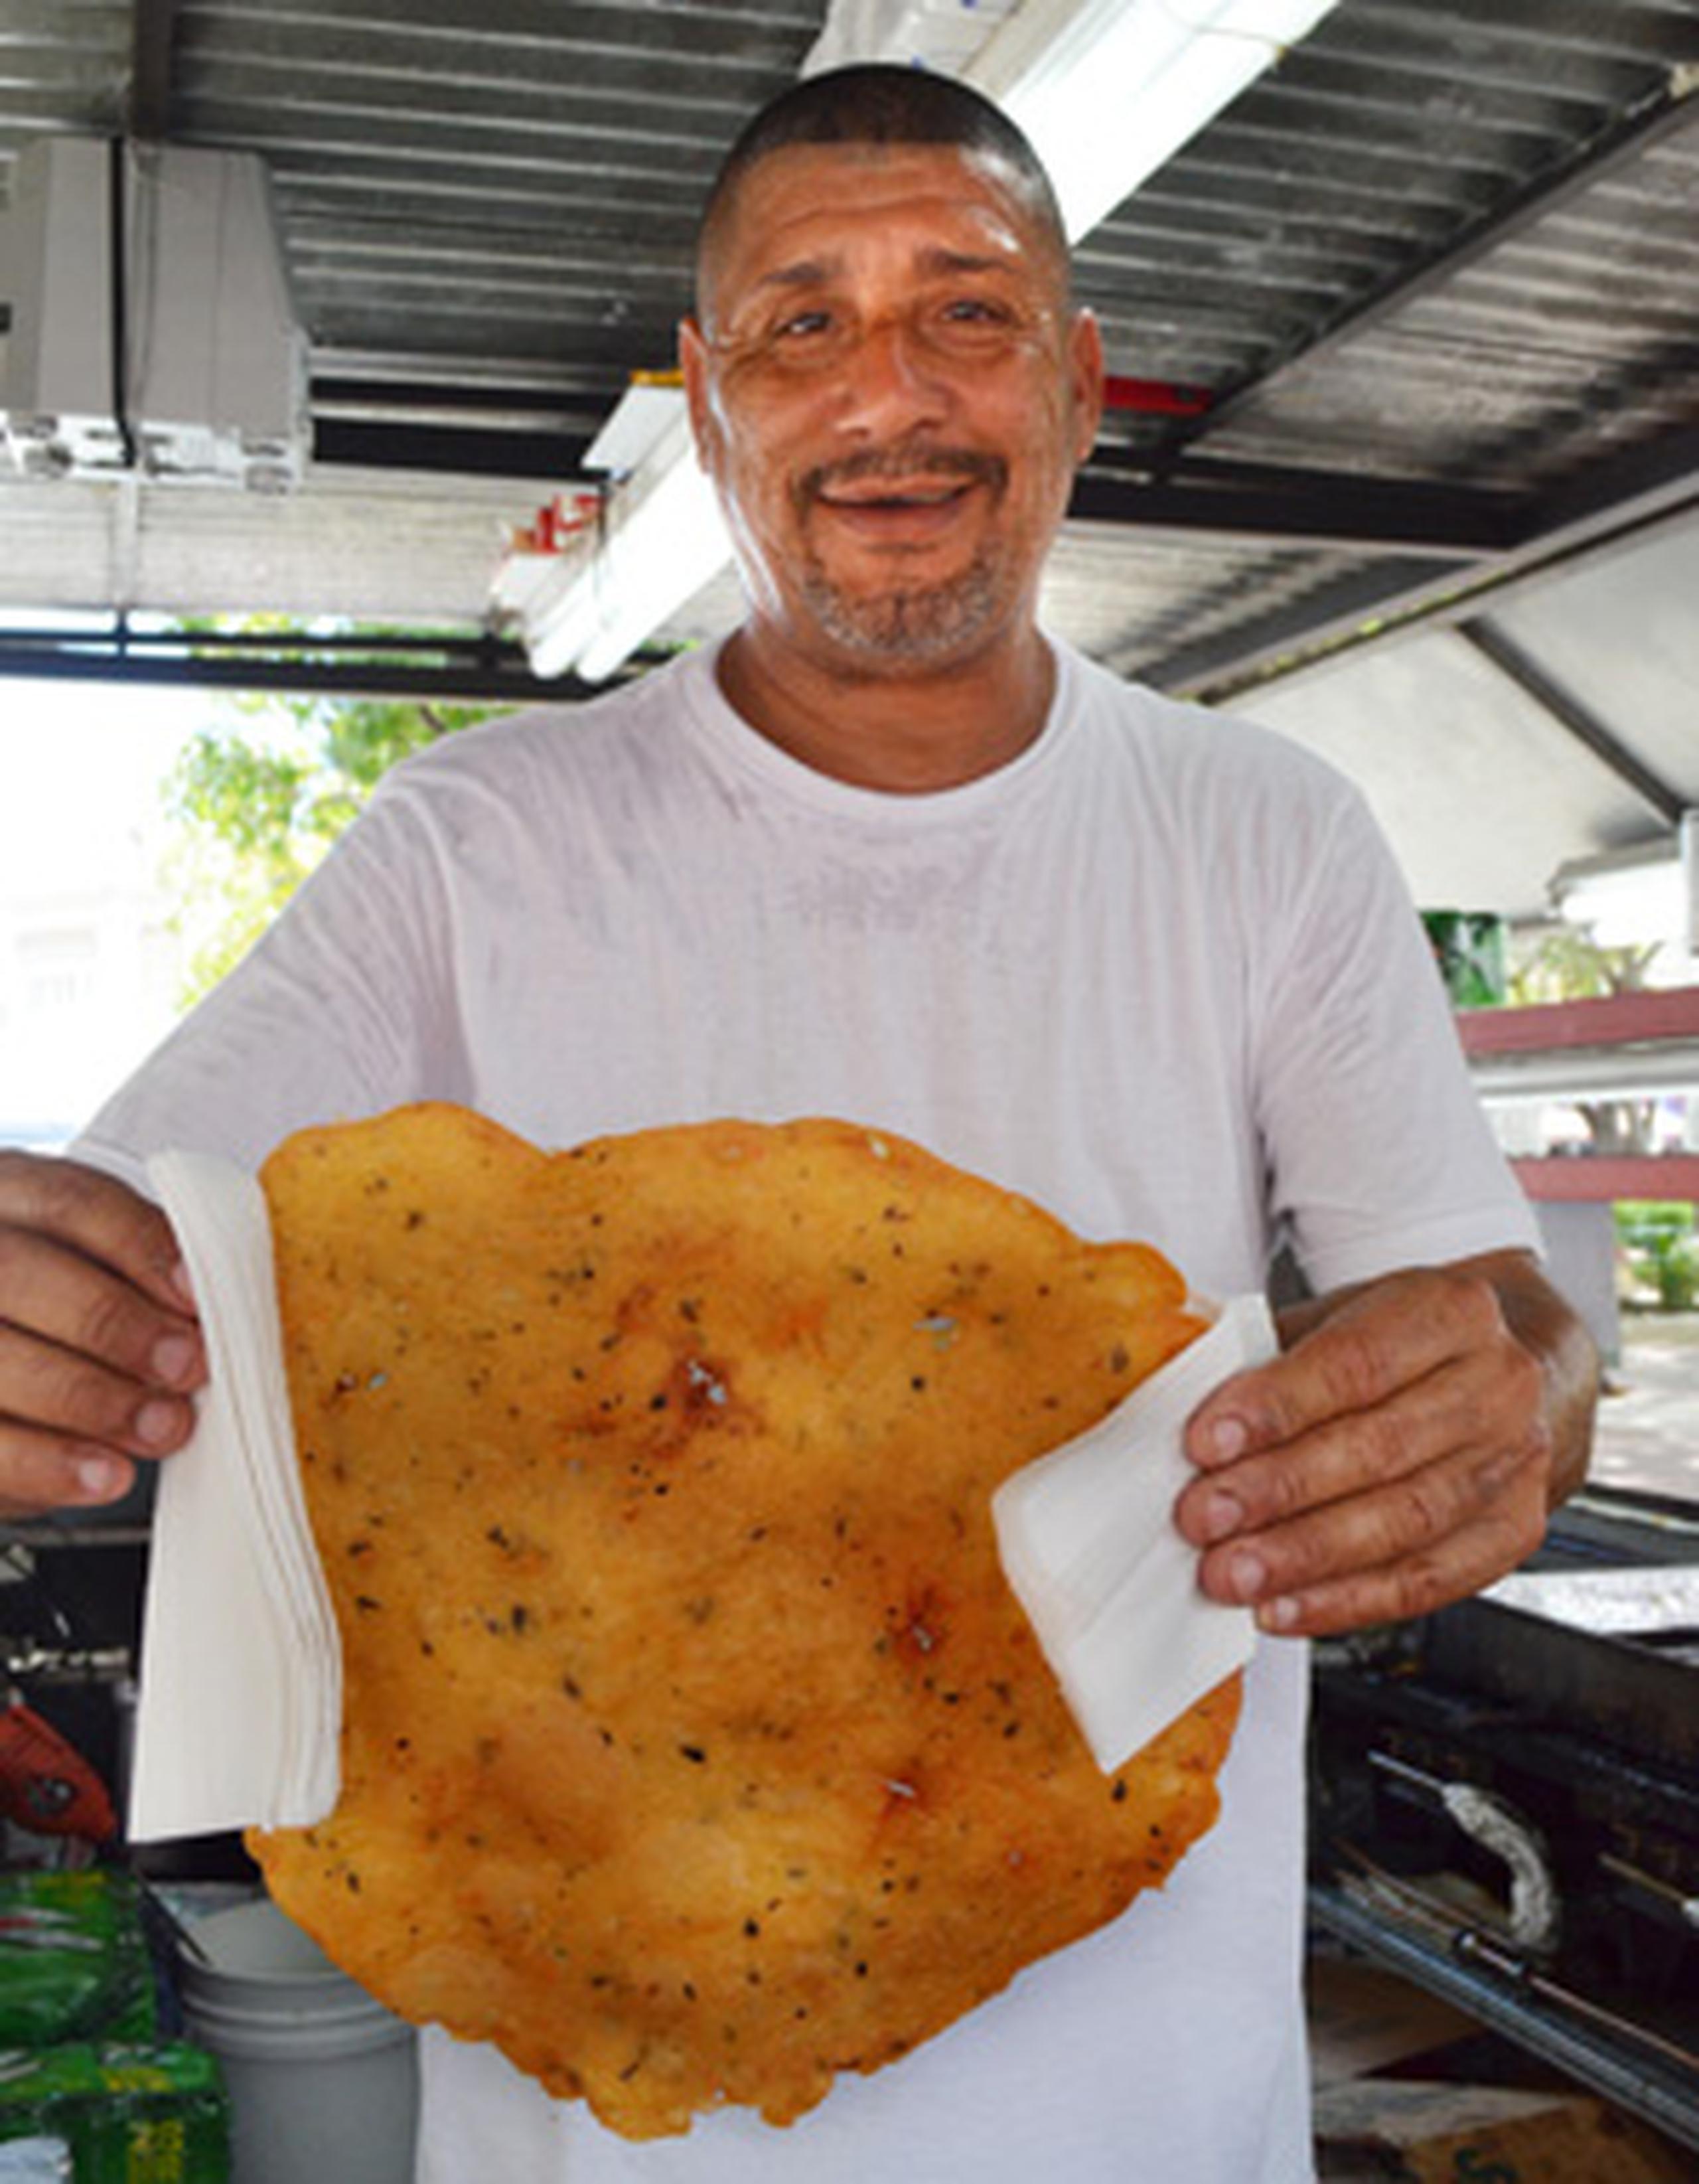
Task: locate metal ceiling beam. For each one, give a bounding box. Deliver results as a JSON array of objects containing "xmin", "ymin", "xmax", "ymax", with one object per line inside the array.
[
  {"xmin": 313, "ymin": 417, "xmax": 594, "ymax": 483},
  {"xmin": 309, "ymin": 370, "xmax": 1695, "ymax": 572},
  {"xmin": 0, "ymin": 625, "xmax": 626, "ymax": 704},
  {"xmin": 1069, "ymin": 457, "xmax": 1516, "ymax": 558},
  {"xmin": 1457, "ymin": 618, "xmax": 1689, "ymax": 828},
  {"xmin": 1516, "ymin": 420, "xmax": 1699, "ymax": 563},
  {"xmin": 1128, "ymin": 555, "xmax": 1481, "ymax": 700},
  {"xmin": 312, "ymin": 374, "xmax": 612, "ymax": 436},
  {"xmin": 1149, "ymin": 421, "xmax": 1699, "ymax": 701},
  {"xmin": 129, "ymin": 0, "xmax": 181, "ymax": 142},
  {"xmin": 309, "ymin": 418, "xmax": 1520, "ymax": 559}
]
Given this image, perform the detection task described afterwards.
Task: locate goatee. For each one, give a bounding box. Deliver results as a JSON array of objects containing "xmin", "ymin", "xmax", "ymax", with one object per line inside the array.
[
  {"xmin": 791, "ymin": 441, "xmax": 1011, "ymax": 664},
  {"xmin": 797, "ymin": 551, "xmax": 1005, "ymax": 663}
]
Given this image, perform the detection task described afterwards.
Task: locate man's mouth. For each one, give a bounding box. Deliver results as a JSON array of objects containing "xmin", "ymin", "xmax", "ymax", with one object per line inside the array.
[
  {"xmin": 800, "ymin": 448, "xmax": 1005, "ymax": 521},
  {"xmin": 818, "ymin": 478, "xmax": 974, "ymax": 511}
]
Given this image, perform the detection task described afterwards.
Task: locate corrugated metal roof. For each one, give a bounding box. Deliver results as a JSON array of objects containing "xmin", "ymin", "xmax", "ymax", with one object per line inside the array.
[
  {"xmin": 5, "ymin": 3, "xmax": 1694, "ymax": 506},
  {"xmin": 1096, "ymin": 79, "xmax": 1699, "ymax": 688},
  {"xmin": 0, "ymin": 7, "xmax": 131, "ymax": 145},
  {"xmin": 1084, "ymin": 0, "xmax": 1694, "ymax": 410},
  {"xmin": 174, "ymin": 0, "xmax": 818, "ymax": 395},
  {"xmin": 1, "ymin": 0, "xmax": 1696, "ymax": 920},
  {"xmin": 0, "ymin": 461, "xmax": 538, "ymax": 619},
  {"xmin": 1183, "ymin": 112, "xmax": 1699, "ymax": 488}
]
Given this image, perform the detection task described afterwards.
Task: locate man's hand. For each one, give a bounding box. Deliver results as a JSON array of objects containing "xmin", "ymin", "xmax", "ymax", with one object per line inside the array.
[
  {"xmin": 0, "ymin": 1152, "xmax": 205, "ymax": 1520},
  {"xmin": 1177, "ymin": 1251, "xmax": 1598, "ymax": 1639}
]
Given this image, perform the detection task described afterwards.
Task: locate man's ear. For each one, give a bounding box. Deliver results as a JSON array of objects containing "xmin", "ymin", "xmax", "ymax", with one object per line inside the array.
[
  {"xmin": 1068, "ymin": 307, "xmax": 1106, "ymax": 467},
  {"xmin": 678, "ymin": 317, "xmax": 719, "ymax": 476}
]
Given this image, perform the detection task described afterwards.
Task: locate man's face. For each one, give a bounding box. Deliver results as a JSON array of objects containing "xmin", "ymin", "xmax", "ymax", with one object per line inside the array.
[{"xmin": 681, "ymin": 142, "xmax": 1103, "ymax": 680}]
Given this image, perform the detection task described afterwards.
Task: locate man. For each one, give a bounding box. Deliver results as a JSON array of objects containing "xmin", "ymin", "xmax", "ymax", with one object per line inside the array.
[{"xmin": 0, "ymin": 66, "xmax": 1593, "ymax": 2183}]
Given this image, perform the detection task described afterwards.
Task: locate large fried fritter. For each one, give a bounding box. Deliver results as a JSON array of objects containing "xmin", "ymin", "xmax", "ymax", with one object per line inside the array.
[{"xmin": 247, "ymin": 1106, "xmax": 1239, "ymax": 2139}]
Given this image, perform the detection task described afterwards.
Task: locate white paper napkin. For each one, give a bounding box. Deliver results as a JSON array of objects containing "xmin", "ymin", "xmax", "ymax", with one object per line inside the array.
[
  {"xmin": 128, "ymin": 1150, "xmax": 341, "ymax": 1843},
  {"xmin": 992, "ymin": 1294, "xmax": 1276, "ymax": 1774}
]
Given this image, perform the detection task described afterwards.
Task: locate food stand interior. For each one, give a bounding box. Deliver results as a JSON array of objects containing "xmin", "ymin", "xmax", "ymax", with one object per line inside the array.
[{"xmin": 2, "ymin": 2, "xmax": 1696, "ymax": 2173}]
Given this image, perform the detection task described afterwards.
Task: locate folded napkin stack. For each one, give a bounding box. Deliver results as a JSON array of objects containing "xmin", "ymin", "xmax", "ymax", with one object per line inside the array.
[
  {"xmin": 129, "ymin": 1151, "xmax": 340, "ymax": 1843},
  {"xmin": 993, "ymin": 1294, "xmax": 1273, "ymax": 1772}
]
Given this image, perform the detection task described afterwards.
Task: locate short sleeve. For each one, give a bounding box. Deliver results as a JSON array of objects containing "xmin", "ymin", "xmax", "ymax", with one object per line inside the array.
[{"xmin": 1248, "ymin": 781, "xmax": 1538, "ymax": 1293}]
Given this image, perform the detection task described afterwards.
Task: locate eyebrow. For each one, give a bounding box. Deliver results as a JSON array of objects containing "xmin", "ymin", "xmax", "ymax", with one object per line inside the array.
[{"xmin": 750, "ymin": 244, "xmax": 1023, "ymax": 296}]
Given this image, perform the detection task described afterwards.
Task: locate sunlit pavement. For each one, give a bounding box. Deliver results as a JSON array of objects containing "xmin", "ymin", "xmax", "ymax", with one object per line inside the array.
[{"xmin": 1590, "ymin": 1312, "xmax": 1699, "ymax": 1505}]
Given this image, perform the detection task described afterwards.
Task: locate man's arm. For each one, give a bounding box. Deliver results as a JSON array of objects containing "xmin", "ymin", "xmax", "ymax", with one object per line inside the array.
[
  {"xmin": 0, "ymin": 1152, "xmax": 206, "ymax": 1519},
  {"xmin": 1176, "ymin": 1249, "xmax": 1598, "ymax": 1639}
]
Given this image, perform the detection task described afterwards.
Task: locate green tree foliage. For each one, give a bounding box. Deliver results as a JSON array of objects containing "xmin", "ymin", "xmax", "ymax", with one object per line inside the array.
[
  {"xmin": 164, "ymin": 691, "xmax": 503, "ymax": 1003},
  {"xmin": 1617, "ymin": 1202, "xmax": 1699, "ymax": 1312},
  {"xmin": 1506, "ymin": 925, "xmax": 1661, "ymax": 1006}
]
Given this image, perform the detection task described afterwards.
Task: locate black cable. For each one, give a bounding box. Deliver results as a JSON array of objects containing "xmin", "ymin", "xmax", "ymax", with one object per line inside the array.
[{"xmin": 108, "ymin": 136, "xmax": 139, "ymax": 471}]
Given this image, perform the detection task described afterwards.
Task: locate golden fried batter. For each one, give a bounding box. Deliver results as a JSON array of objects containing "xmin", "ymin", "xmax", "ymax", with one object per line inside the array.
[{"xmin": 248, "ymin": 1105, "xmax": 1239, "ymax": 2139}]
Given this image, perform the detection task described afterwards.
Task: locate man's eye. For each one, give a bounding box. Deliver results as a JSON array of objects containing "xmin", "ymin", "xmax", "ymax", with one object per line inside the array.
[
  {"xmin": 931, "ymin": 297, "xmax": 1021, "ymax": 347},
  {"xmin": 775, "ymin": 309, "xmax": 835, "ymax": 341}
]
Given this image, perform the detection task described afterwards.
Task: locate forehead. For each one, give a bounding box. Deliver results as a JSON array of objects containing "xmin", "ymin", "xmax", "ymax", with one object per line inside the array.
[{"xmin": 699, "ymin": 141, "xmax": 1065, "ymax": 318}]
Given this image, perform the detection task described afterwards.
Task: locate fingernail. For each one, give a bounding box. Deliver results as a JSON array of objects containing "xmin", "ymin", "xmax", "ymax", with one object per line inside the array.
[
  {"xmin": 74, "ymin": 1455, "xmax": 131, "ymax": 1502},
  {"xmin": 1258, "ymin": 1596, "xmax": 1301, "ymax": 1634},
  {"xmin": 1205, "ymin": 1417, "xmax": 1249, "ymax": 1464},
  {"xmin": 1200, "ymin": 1490, "xmax": 1244, "ymax": 1543},
  {"xmin": 166, "ymin": 1258, "xmax": 197, "ymax": 1311},
  {"xmin": 152, "ymin": 1333, "xmax": 199, "ymax": 1387},
  {"xmin": 134, "ymin": 1398, "xmax": 186, "ymax": 1450},
  {"xmin": 1226, "ymin": 1548, "xmax": 1266, "ymax": 1603}
]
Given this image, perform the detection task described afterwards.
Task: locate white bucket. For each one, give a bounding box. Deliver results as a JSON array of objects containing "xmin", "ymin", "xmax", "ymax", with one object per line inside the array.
[{"xmin": 177, "ymin": 1897, "xmax": 418, "ymax": 2184}]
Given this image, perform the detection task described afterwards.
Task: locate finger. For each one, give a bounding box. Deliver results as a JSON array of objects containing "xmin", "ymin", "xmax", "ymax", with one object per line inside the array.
[
  {"xmin": 1176, "ymin": 1340, "xmax": 1540, "ymax": 1552},
  {"xmin": 0, "ymin": 1225, "xmax": 205, "ymax": 1394},
  {"xmin": 0, "ymin": 1152, "xmax": 196, "ymax": 1316},
  {"xmin": 1186, "ymin": 1270, "xmax": 1505, "ymax": 1465},
  {"xmin": 0, "ymin": 1423, "xmax": 140, "ymax": 1521},
  {"xmin": 1197, "ymin": 1437, "xmax": 1549, "ymax": 1636},
  {"xmin": 0, "ymin": 1323, "xmax": 199, "ymax": 1463},
  {"xmin": 1237, "ymin": 1484, "xmax": 1548, "ymax": 1639}
]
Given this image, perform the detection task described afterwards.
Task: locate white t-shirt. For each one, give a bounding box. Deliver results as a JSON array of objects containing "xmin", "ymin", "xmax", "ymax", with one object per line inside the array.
[{"xmin": 80, "ymin": 637, "xmax": 1536, "ymax": 2183}]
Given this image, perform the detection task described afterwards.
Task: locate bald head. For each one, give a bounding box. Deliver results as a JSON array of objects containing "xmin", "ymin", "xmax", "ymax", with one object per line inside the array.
[{"xmin": 695, "ymin": 65, "xmax": 1071, "ymax": 326}]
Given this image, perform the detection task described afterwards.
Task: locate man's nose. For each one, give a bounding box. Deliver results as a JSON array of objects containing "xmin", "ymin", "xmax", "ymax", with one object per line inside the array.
[{"xmin": 833, "ymin": 313, "xmax": 952, "ymax": 434}]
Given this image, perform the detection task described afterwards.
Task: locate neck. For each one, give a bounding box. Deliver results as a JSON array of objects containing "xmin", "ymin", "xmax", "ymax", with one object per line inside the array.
[{"xmin": 715, "ymin": 621, "xmax": 1057, "ymax": 793}]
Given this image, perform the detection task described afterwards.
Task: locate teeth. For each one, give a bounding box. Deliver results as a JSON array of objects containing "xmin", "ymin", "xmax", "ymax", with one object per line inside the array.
[{"xmin": 832, "ymin": 486, "xmax": 960, "ymax": 508}]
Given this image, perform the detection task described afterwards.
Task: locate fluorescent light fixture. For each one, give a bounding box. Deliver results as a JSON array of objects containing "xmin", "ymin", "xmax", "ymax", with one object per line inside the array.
[
  {"xmin": 804, "ymin": 0, "xmax": 1023, "ymax": 80},
  {"xmin": 967, "ymin": 0, "xmax": 1344, "ymax": 241},
  {"xmin": 510, "ymin": 0, "xmax": 1342, "ymax": 678},
  {"xmin": 516, "ymin": 404, "xmax": 729, "ymax": 682}
]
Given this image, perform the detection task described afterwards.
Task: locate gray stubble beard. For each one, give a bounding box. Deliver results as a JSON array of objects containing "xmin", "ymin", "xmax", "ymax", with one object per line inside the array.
[{"xmin": 796, "ymin": 546, "xmax": 1007, "ymax": 666}]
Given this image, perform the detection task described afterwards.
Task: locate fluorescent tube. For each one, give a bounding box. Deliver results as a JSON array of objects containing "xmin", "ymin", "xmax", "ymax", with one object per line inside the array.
[
  {"xmin": 967, "ymin": 0, "xmax": 1343, "ymax": 241},
  {"xmin": 517, "ymin": 406, "xmax": 729, "ymax": 682}
]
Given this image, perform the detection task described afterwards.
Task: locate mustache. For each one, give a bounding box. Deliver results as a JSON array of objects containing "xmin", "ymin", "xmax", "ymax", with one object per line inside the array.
[{"xmin": 796, "ymin": 444, "xmax": 1007, "ymax": 506}]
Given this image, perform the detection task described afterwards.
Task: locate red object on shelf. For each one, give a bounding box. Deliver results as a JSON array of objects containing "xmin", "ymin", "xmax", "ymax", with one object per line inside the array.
[
  {"xmin": 1100, "ymin": 374, "xmax": 1212, "ymax": 418},
  {"xmin": 517, "ymin": 491, "xmax": 601, "ymax": 554}
]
